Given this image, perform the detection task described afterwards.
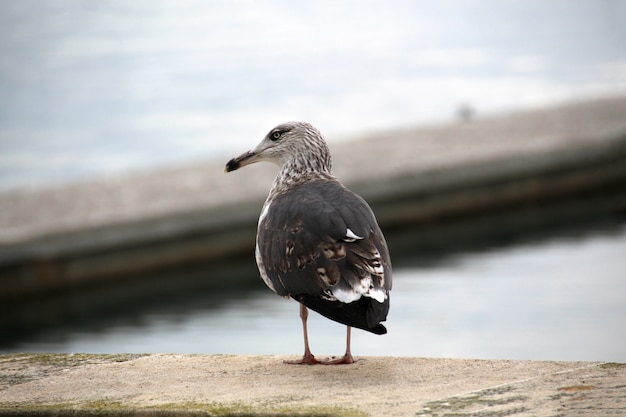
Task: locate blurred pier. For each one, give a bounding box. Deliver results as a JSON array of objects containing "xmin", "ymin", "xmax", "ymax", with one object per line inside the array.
[{"xmin": 2, "ymin": 95, "xmax": 626, "ymax": 298}]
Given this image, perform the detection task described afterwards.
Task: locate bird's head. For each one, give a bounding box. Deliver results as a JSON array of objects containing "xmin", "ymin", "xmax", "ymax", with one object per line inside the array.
[{"xmin": 225, "ymin": 121, "xmax": 332, "ymax": 173}]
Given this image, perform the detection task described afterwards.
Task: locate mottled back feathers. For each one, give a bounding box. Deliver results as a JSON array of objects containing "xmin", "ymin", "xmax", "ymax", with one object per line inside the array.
[{"xmin": 256, "ymin": 178, "xmax": 392, "ymax": 333}]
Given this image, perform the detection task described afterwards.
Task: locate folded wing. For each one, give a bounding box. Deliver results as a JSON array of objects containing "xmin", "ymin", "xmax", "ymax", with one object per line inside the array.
[{"xmin": 256, "ymin": 178, "xmax": 392, "ymax": 333}]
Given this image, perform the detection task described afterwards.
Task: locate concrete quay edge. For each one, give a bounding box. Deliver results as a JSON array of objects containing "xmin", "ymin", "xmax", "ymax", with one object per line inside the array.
[
  {"xmin": 2, "ymin": 95, "xmax": 626, "ymax": 297},
  {"xmin": 0, "ymin": 353, "xmax": 624, "ymax": 416}
]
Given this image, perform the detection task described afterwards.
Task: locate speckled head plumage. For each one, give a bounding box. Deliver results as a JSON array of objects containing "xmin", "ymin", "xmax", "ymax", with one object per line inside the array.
[{"xmin": 225, "ymin": 121, "xmax": 333, "ymax": 176}]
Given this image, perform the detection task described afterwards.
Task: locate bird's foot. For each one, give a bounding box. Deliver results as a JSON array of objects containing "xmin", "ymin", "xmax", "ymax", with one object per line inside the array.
[
  {"xmin": 283, "ymin": 352, "xmax": 319, "ymax": 365},
  {"xmin": 320, "ymin": 353, "xmax": 357, "ymax": 365}
]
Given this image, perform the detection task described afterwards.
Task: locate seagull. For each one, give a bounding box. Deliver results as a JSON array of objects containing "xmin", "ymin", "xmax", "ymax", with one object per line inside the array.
[{"xmin": 225, "ymin": 121, "xmax": 392, "ymax": 365}]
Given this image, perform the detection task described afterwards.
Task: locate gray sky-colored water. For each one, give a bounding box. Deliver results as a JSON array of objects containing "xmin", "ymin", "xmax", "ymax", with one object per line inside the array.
[{"xmin": 1, "ymin": 0, "xmax": 625, "ymax": 190}]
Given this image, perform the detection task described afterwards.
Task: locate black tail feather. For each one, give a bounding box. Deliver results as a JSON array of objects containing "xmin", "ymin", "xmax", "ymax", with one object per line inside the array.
[{"xmin": 294, "ymin": 294, "xmax": 389, "ymax": 335}]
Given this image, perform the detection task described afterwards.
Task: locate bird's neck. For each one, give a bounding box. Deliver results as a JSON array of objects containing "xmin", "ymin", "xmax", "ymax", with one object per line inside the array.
[{"xmin": 269, "ymin": 154, "xmax": 333, "ymax": 196}]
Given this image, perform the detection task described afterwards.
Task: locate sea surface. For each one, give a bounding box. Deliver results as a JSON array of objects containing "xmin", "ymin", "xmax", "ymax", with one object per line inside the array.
[{"xmin": 1, "ymin": 0, "xmax": 626, "ymax": 191}]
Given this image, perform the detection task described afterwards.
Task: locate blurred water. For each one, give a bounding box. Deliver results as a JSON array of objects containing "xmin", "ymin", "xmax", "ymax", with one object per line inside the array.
[
  {"xmin": 4, "ymin": 221, "xmax": 625, "ymax": 362},
  {"xmin": 1, "ymin": 1, "xmax": 626, "ymax": 190}
]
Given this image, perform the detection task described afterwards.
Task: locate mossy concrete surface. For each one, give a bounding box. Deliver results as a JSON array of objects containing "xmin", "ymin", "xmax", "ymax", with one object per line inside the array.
[{"xmin": 0, "ymin": 354, "xmax": 624, "ymax": 416}]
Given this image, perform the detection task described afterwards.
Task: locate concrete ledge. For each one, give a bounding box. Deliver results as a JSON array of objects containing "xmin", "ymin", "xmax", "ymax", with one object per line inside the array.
[{"xmin": 1, "ymin": 354, "xmax": 624, "ymax": 416}]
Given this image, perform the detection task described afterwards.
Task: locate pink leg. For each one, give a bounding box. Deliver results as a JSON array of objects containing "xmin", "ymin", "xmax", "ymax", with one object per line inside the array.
[
  {"xmin": 284, "ymin": 304, "xmax": 319, "ymax": 365},
  {"xmin": 321, "ymin": 326, "xmax": 357, "ymax": 365}
]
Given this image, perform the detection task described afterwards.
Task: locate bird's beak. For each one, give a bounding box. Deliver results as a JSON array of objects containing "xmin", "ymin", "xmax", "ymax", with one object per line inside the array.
[{"xmin": 225, "ymin": 150, "xmax": 260, "ymax": 173}]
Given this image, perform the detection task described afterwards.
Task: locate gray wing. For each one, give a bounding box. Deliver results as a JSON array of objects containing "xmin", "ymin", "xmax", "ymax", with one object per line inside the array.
[{"xmin": 257, "ymin": 178, "xmax": 392, "ymax": 330}]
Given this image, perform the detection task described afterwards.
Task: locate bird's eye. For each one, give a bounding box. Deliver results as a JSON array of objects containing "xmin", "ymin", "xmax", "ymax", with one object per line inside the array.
[{"xmin": 271, "ymin": 131, "xmax": 282, "ymax": 141}]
